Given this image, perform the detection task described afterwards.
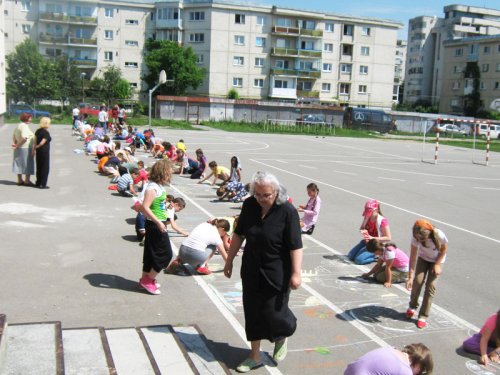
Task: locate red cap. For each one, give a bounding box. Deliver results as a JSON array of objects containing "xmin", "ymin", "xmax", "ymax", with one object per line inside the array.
[{"xmin": 362, "ymin": 199, "xmax": 379, "ymax": 216}]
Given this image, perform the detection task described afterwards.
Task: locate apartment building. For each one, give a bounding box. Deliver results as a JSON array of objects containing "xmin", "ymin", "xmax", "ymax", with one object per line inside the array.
[
  {"xmin": 393, "ymin": 39, "xmax": 406, "ymax": 103},
  {"xmin": 404, "ymin": 4, "xmax": 500, "ymax": 107},
  {"xmin": 441, "ymin": 35, "xmax": 500, "ymax": 114},
  {"xmin": 0, "ymin": 0, "xmax": 6, "ymax": 121},
  {"xmin": 3, "ymin": 0, "xmax": 402, "ymax": 107}
]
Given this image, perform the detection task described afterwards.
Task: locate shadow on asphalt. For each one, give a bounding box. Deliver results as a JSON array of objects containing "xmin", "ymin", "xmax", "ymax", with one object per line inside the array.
[
  {"xmin": 121, "ymin": 234, "xmax": 138, "ymax": 242},
  {"xmin": 0, "ymin": 179, "xmax": 19, "ymax": 186},
  {"xmin": 455, "ymin": 347, "xmax": 480, "ymax": 361},
  {"xmin": 83, "ymin": 273, "xmax": 145, "ymax": 294},
  {"xmin": 124, "ymin": 218, "xmax": 136, "ymax": 225},
  {"xmin": 340, "ymin": 305, "xmax": 409, "ymax": 324}
]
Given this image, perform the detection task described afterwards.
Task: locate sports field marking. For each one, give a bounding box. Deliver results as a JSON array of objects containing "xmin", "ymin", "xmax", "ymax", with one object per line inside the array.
[
  {"xmin": 250, "ymin": 159, "xmax": 500, "ymax": 245},
  {"xmin": 298, "ymin": 165, "xmax": 317, "ymax": 169},
  {"xmin": 378, "ymin": 177, "xmax": 406, "ymax": 182},
  {"xmin": 425, "ymin": 182, "xmax": 453, "ymax": 186},
  {"xmin": 332, "ymin": 170, "xmax": 357, "ymax": 176},
  {"xmin": 473, "ymin": 187, "xmax": 500, "ymax": 191}
]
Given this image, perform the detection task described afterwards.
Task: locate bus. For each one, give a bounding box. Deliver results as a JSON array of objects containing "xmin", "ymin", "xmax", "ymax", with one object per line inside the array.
[{"xmin": 343, "ymin": 107, "xmax": 393, "ymax": 133}]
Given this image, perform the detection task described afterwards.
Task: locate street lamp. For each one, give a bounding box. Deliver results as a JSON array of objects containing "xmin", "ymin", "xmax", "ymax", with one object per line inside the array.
[
  {"xmin": 80, "ymin": 72, "xmax": 87, "ymax": 103},
  {"xmin": 148, "ymin": 70, "xmax": 170, "ymax": 128}
]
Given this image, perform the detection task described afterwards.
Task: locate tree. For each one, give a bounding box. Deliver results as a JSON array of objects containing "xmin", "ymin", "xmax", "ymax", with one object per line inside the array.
[
  {"xmin": 6, "ymin": 39, "xmax": 57, "ymax": 103},
  {"xmin": 463, "ymin": 62, "xmax": 482, "ymax": 117},
  {"xmin": 88, "ymin": 66, "xmax": 131, "ymax": 104},
  {"xmin": 52, "ymin": 56, "xmax": 81, "ymax": 108},
  {"xmin": 144, "ymin": 40, "xmax": 204, "ymax": 95}
]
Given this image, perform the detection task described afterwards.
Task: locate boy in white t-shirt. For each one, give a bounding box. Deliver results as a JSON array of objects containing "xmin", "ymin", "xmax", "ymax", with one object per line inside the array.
[{"xmin": 362, "ymin": 239, "xmax": 409, "ymax": 288}]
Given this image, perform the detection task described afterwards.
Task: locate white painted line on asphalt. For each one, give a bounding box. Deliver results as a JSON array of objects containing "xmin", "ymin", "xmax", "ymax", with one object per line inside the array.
[
  {"xmin": 378, "ymin": 177, "xmax": 405, "ymax": 182},
  {"xmin": 473, "ymin": 187, "xmax": 500, "ymax": 191},
  {"xmin": 250, "ymin": 159, "xmax": 500, "ymax": 245},
  {"xmin": 169, "ymin": 184, "xmax": 283, "ymax": 374},
  {"xmin": 426, "ymin": 182, "xmax": 453, "ymax": 187},
  {"xmin": 276, "ymin": 160, "xmax": 288, "ymax": 164},
  {"xmin": 298, "ymin": 165, "xmax": 316, "ymax": 169},
  {"xmin": 333, "ymin": 170, "xmax": 357, "ymax": 176}
]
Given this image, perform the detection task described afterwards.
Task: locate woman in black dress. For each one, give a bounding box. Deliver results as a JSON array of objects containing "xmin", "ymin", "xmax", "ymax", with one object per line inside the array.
[
  {"xmin": 32, "ymin": 117, "xmax": 52, "ymax": 189},
  {"xmin": 224, "ymin": 171, "xmax": 303, "ymax": 373}
]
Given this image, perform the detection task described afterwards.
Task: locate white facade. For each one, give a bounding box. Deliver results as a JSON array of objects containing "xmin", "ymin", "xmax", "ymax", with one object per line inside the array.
[
  {"xmin": 3, "ymin": 0, "xmax": 402, "ymax": 107},
  {"xmin": 404, "ymin": 4, "xmax": 500, "ymax": 106},
  {"xmin": 0, "ymin": 0, "xmax": 6, "ymax": 120}
]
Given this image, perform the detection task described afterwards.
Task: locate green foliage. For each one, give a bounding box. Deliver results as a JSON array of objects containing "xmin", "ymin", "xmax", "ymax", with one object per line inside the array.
[
  {"xmin": 113, "ymin": 79, "xmax": 132, "ymax": 99},
  {"xmin": 144, "ymin": 40, "xmax": 204, "ymax": 95},
  {"xmin": 53, "ymin": 56, "xmax": 81, "ymax": 108},
  {"xmin": 393, "ymin": 99, "xmax": 438, "ymax": 114},
  {"xmin": 6, "ymin": 39, "xmax": 57, "ymax": 102},
  {"xmin": 227, "ymin": 88, "xmax": 240, "ymax": 99},
  {"xmin": 87, "ymin": 66, "xmax": 131, "ymax": 103},
  {"xmin": 463, "ymin": 62, "xmax": 482, "ymax": 117}
]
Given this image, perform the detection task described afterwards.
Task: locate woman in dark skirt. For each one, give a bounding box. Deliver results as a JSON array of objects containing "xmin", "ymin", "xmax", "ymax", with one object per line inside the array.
[
  {"xmin": 224, "ymin": 171, "xmax": 303, "ymax": 373},
  {"xmin": 32, "ymin": 117, "xmax": 52, "ymax": 189}
]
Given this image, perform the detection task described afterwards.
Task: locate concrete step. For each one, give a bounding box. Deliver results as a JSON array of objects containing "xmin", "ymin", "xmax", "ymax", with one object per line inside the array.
[
  {"xmin": 0, "ymin": 315, "xmax": 229, "ymax": 375},
  {"xmin": 63, "ymin": 328, "xmax": 114, "ymax": 375},
  {"xmin": 3, "ymin": 322, "xmax": 64, "ymax": 375}
]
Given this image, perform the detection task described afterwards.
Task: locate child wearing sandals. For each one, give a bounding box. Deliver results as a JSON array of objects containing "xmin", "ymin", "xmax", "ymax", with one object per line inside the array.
[
  {"xmin": 463, "ymin": 310, "xmax": 500, "ymax": 366},
  {"xmin": 361, "ymin": 239, "xmax": 409, "ymax": 288}
]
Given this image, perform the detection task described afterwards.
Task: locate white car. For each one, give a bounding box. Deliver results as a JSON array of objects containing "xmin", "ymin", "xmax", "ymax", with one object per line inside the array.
[
  {"xmin": 437, "ymin": 124, "xmax": 468, "ymax": 137},
  {"xmin": 476, "ymin": 123, "xmax": 500, "ymax": 139}
]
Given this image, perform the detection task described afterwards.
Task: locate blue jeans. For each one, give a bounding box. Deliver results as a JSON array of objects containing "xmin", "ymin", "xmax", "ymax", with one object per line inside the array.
[{"xmin": 347, "ymin": 240, "xmax": 375, "ymax": 265}]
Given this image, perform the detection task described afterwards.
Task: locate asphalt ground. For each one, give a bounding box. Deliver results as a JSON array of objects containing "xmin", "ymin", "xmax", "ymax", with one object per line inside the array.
[{"xmin": 1, "ymin": 123, "xmax": 499, "ymax": 375}]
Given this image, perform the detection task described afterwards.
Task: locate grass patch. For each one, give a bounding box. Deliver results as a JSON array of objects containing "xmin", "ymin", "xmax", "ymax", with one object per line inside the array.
[{"xmin": 439, "ymin": 139, "xmax": 500, "ymax": 153}]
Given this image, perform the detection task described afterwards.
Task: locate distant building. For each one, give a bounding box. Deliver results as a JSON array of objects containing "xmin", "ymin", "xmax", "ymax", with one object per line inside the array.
[
  {"xmin": 0, "ymin": 0, "xmax": 6, "ymax": 123},
  {"xmin": 404, "ymin": 4, "xmax": 500, "ymax": 110},
  {"xmin": 3, "ymin": 0, "xmax": 403, "ymax": 107},
  {"xmin": 393, "ymin": 39, "xmax": 406, "ymax": 104},
  {"xmin": 441, "ymin": 34, "xmax": 500, "ymax": 114}
]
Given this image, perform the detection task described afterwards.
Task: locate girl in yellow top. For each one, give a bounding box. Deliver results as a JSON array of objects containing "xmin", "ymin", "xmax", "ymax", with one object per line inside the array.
[{"xmin": 198, "ymin": 161, "xmax": 229, "ymax": 186}]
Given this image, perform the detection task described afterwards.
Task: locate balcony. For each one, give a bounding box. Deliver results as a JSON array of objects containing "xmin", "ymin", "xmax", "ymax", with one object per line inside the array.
[
  {"xmin": 272, "ymin": 26, "xmax": 300, "ymax": 35},
  {"xmin": 39, "ymin": 12, "xmax": 97, "ymax": 25},
  {"xmin": 156, "ymin": 18, "xmax": 183, "ymax": 29},
  {"xmin": 272, "ymin": 47, "xmax": 322, "ymax": 58},
  {"xmin": 269, "ymin": 87, "xmax": 297, "ymax": 99},
  {"xmin": 39, "ymin": 33, "xmax": 97, "ymax": 47},
  {"xmin": 297, "ymin": 90, "xmax": 319, "ymax": 98},
  {"xmin": 271, "ymin": 68, "xmax": 321, "ymax": 79},
  {"xmin": 467, "ymin": 53, "xmax": 478, "ymax": 62},
  {"xmin": 299, "ymin": 29, "xmax": 323, "ymax": 38},
  {"xmin": 70, "ymin": 57, "xmax": 97, "ymax": 67}
]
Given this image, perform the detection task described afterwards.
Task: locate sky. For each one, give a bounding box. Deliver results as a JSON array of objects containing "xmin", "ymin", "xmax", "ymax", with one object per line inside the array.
[{"xmin": 251, "ymin": 0, "xmax": 499, "ymax": 39}]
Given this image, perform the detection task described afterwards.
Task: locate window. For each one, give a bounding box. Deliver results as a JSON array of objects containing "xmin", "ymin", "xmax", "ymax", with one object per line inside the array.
[
  {"xmin": 361, "ymin": 46, "xmax": 370, "ymax": 56},
  {"xmin": 125, "ymin": 62, "xmax": 138, "ymax": 68},
  {"xmin": 21, "ymin": 1, "xmax": 31, "ymax": 11},
  {"xmin": 480, "ymin": 81, "xmax": 486, "ymax": 90},
  {"xmin": 358, "ymin": 85, "xmax": 367, "ymax": 93},
  {"xmin": 104, "ymin": 30, "xmax": 113, "ymax": 40},
  {"xmin": 46, "ymin": 48, "xmax": 62, "ymax": 57},
  {"xmin": 340, "ymin": 64, "xmax": 352, "ymax": 73},
  {"xmin": 235, "ymin": 14, "xmax": 245, "ymax": 24},
  {"xmin": 325, "ymin": 23, "xmax": 334, "ymax": 32},
  {"xmin": 232, "ymin": 77, "xmax": 243, "ymax": 87},
  {"xmin": 453, "ymin": 65, "xmax": 462, "ymax": 73},
  {"xmin": 233, "ymin": 56, "xmax": 244, "ymax": 66},
  {"xmin": 256, "ymin": 16, "xmax": 265, "ymax": 25},
  {"xmin": 450, "ymin": 98, "xmax": 460, "ymax": 107},
  {"xmin": 497, "ymin": 63, "xmax": 500, "ymax": 72},
  {"xmin": 362, "ymin": 26, "xmax": 371, "ymax": 36},
  {"xmin": 343, "ymin": 24, "xmax": 353, "ymax": 36},
  {"xmin": 342, "ymin": 44, "xmax": 353, "ymax": 55},
  {"xmin": 298, "ymin": 81, "xmax": 312, "ymax": 90},
  {"xmin": 276, "ymin": 18, "xmax": 292, "ymax": 27},
  {"xmin": 104, "ymin": 51, "xmax": 113, "ymax": 61},
  {"xmin": 130, "ymin": 83, "xmax": 138, "ymax": 88},
  {"xmin": 196, "ymin": 54, "xmax": 204, "ymax": 65},
  {"xmin": 255, "ymin": 57, "xmax": 264, "ymax": 67},
  {"xmin": 495, "ymin": 82, "xmax": 499, "ymax": 90},
  {"xmin": 324, "ymin": 43, "xmax": 333, "ymax": 52},
  {"xmin": 484, "ymin": 46, "xmax": 490, "ymax": 54},
  {"xmin": 256, "ymin": 37, "xmax": 266, "ymax": 47},
  {"xmin": 482, "ymin": 63, "xmax": 489, "ymax": 72},
  {"xmin": 125, "ymin": 40, "xmax": 139, "ymax": 46},
  {"xmin": 322, "ymin": 83, "xmax": 331, "ymax": 92},
  {"xmin": 4, "ymin": 10, "xmax": 8, "ymax": 15},
  {"xmin": 189, "ymin": 11, "xmax": 205, "ymax": 21},
  {"xmin": 46, "ymin": 3, "xmax": 62, "ymax": 13},
  {"xmin": 254, "ymin": 79, "xmax": 264, "ymax": 88},
  {"xmin": 322, "ymin": 63, "xmax": 332, "ymax": 72},
  {"xmin": 105, "ymin": 8, "xmax": 113, "ymax": 18},
  {"xmin": 234, "ymin": 35, "xmax": 245, "ymax": 45},
  {"xmin": 157, "ymin": 8, "xmax": 179, "ymax": 20},
  {"xmin": 125, "ymin": 19, "xmax": 139, "ymax": 25},
  {"xmin": 189, "ymin": 33, "xmax": 205, "ymax": 43},
  {"xmin": 452, "ymin": 81, "xmax": 460, "ymax": 90},
  {"xmin": 274, "ymin": 80, "xmax": 288, "ymax": 88},
  {"xmin": 339, "ymin": 83, "xmax": 350, "ymax": 94},
  {"xmin": 455, "ymin": 48, "xmax": 463, "ymax": 57},
  {"xmin": 75, "ymin": 6, "xmax": 91, "ymax": 17},
  {"xmin": 359, "ymin": 65, "xmax": 368, "ymax": 74},
  {"xmin": 22, "ymin": 24, "xmax": 31, "ymax": 34}
]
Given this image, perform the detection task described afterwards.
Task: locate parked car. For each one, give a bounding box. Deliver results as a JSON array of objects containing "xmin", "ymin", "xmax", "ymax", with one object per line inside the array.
[
  {"xmin": 79, "ymin": 103, "xmax": 101, "ymax": 117},
  {"xmin": 475, "ymin": 123, "xmax": 500, "ymax": 139},
  {"xmin": 296, "ymin": 114, "xmax": 326, "ymax": 125},
  {"xmin": 8, "ymin": 104, "xmax": 51, "ymax": 118},
  {"xmin": 342, "ymin": 107, "xmax": 392, "ymax": 133},
  {"xmin": 437, "ymin": 124, "xmax": 468, "ymax": 137}
]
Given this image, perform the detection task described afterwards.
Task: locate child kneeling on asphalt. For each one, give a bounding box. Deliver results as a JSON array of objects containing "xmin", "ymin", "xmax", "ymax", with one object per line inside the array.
[
  {"xmin": 117, "ymin": 166, "xmax": 139, "ymax": 197},
  {"xmin": 361, "ymin": 239, "xmax": 409, "ymax": 288}
]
